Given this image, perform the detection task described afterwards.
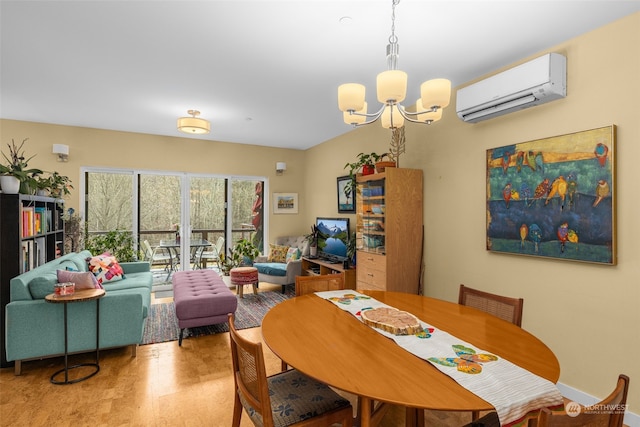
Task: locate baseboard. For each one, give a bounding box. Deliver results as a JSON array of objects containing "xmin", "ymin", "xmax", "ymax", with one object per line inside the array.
[{"xmin": 557, "ymin": 382, "xmax": 638, "ymax": 427}]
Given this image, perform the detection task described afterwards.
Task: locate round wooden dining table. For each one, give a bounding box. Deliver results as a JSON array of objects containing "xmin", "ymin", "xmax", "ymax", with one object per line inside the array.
[{"xmin": 261, "ymin": 290, "xmax": 560, "ymax": 427}]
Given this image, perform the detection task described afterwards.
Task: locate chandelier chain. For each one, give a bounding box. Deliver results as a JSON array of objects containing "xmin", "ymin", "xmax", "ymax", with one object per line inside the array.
[{"xmin": 389, "ymin": 0, "xmax": 400, "ymax": 44}]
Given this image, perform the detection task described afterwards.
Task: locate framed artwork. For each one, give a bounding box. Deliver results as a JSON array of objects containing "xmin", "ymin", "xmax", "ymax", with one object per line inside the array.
[
  {"xmin": 486, "ymin": 125, "xmax": 616, "ymax": 265},
  {"xmin": 337, "ymin": 175, "xmax": 355, "ymax": 213},
  {"xmin": 273, "ymin": 192, "xmax": 298, "ymax": 214}
]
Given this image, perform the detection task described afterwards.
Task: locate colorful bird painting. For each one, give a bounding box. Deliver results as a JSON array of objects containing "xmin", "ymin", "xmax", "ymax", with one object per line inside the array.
[
  {"xmin": 501, "ymin": 151, "xmax": 511, "ymax": 174},
  {"xmin": 520, "ymin": 224, "xmax": 528, "ymax": 249},
  {"xmin": 502, "ymin": 183, "xmax": 512, "ymax": 208},
  {"xmin": 519, "ymin": 182, "xmax": 531, "ymax": 204},
  {"xmin": 525, "ymin": 151, "xmax": 544, "ymax": 173},
  {"xmin": 529, "ymin": 224, "xmax": 542, "ymax": 253},
  {"xmin": 545, "ymin": 175, "xmax": 568, "ymax": 210},
  {"xmin": 428, "ymin": 345, "xmax": 498, "ymax": 375},
  {"xmin": 566, "ymin": 173, "xmax": 578, "ymax": 210},
  {"xmin": 515, "ymin": 151, "xmax": 525, "ymax": 173},
  {"xmin": 528, "ymin": 178, "xmax": 550, "ymax": 207},
  {"xmin": 557, "ymin": 222, "xmax": 569, "ymax": 253},
  {"xmin": 593, "ymin": 179, "xmax": 610, "ymax": 207},
  {"xmin": 594, "ymin": 143, "xmax": 609, "ymax": 168}
]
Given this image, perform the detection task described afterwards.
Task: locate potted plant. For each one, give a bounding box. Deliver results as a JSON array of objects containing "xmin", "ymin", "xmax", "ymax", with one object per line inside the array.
[
  {"xmin": 346, "ymin": 231, "xmax": 357, "ymax": 266},
  {"xmin": 343, "ymin": 152, "xmax": 385, "ymax": 197},
  {"xmin": 0, "ymin": 138, "xmax": 42, "ymax": 194},
  {"xmin": 47, "ymin": 171, "xmax": 73, "ymax": 198},
  {"xmin": 232, "ymin": 238, "xmax": 260, "ymax": 266},
  {"xmin": 305, "ymin": 224, "xmax": 320, "ymax": 257},
  {"xmin": 375, "ymin": 153, "xmax": 396, "ymax": 173}
]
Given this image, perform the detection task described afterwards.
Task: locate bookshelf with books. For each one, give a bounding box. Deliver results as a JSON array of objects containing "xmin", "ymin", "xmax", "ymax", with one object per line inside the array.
[{"xmin": 0, "ymin": 194, "xmax": 65, "ymax": 367}]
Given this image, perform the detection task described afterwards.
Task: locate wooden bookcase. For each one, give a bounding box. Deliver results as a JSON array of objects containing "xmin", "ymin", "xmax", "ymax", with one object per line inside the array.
[
  {"xmin": 301, "ymin": 257, "xmax": 356, "ymax": 290},
  {"xmin": 355, "ymin": 168, "xmax": 423, "ymax": 294},
  {"xmin": 0, "ymin": 194, "xmax": 65, "ymax": 367}
]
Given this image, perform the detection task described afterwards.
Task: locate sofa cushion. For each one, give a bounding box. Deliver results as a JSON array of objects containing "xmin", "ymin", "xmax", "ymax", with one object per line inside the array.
[
  {"xmin": 254, "ymin": 262, "xmax": 287, "ymax": 277},
  {"xmin": 28, "ymin": 272, "xmax": 59, "ymax": 299},
  {"xmin": 285, "ymin": 247, "xmax": 301, "ymax": 262},
  {"xmin": 57, "ymin": 270, "xmax": 102, "ymax": 290},
  {"xmin": 87, "ymin": 254, "xmax": 125, "ymax": 285},
  {"xmin": 267, "ymin": 244, "xmax": 289, "ymax": 263}
]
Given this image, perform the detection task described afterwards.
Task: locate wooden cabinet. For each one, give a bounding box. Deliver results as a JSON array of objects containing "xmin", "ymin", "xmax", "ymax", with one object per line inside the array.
[
  {"xmin": 301, "ymin": 257, "xmax": 356, "ymax": 290},
  {"xmin": 0, "ymin": 194, "xmax": 65, "ymax": 367},
  {"xmin": 355, "ymin": 168, "xmax": 423, "ymax": 294}
]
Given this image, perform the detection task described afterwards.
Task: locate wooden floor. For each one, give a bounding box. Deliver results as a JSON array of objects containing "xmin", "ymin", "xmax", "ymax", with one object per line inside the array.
[{"xmin": 0, "ymin": 283, "xmax": 473, "ymax": 427}]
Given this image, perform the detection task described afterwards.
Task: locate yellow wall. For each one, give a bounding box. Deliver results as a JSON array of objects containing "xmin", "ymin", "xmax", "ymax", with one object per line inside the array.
[
  {"xmin": 308, "ymin": 12, "xmax": 640, "ymax": 414},
  {"xmin": 0, "ymin": 121, "xmax": 308, "ymax": 239},
  {"xmin": 1, "ymin": 12, "xmax": 639, "ymax": 415}
]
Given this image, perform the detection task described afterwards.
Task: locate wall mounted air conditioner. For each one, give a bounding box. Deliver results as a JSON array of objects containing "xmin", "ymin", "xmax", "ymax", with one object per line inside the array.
[{"xmin": 456, "ymin": 53, "xmax": 566, "ymax": 123}]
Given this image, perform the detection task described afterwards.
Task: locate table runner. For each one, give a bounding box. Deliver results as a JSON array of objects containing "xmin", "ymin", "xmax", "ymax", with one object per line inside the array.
[{"xmin": 315, "ymin": 290, "xmax": 563, "ymax": 426}]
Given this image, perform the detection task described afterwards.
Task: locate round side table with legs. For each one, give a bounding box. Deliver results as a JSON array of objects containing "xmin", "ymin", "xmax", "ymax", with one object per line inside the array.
[{"xmin": 45, "ymin": 288, "xmax": 105, "ymax": 385}]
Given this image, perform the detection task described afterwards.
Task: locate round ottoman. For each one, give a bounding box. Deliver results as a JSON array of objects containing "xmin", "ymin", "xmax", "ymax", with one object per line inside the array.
[{"xmin": 230, "ymin": 266, "xmax": 259, "ymax": 298}]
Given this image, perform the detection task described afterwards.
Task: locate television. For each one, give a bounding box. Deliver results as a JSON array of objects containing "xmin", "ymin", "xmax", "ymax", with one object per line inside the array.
[{"xmin": 315, "ymin": 217, "xmax": 350, "ymax": 261}]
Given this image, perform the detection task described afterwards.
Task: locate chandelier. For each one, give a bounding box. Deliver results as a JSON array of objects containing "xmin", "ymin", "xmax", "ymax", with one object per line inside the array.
[
  {"xmin": 338, "ymin": 0, "xmax": 451, "ymax": 129},
  {"xmin": 177, "ymin": 110, "xmax": 211, "ymax": 134}
]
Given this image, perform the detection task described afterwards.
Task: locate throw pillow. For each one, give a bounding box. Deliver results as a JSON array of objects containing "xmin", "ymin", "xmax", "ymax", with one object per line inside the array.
[
  {"xmin": 28, "ymin": 272, "xmax": 59, "ymax": 299},
  {"xmin": 87, "ymin": 253, "xmax": 125, "ymax": 285},
  {"xmin": 57, "ymin": 269, "xmax": 102, "ymax": 290},
  {"xmin": 267, "ymin": 244, "xmax": 289, "ymax": 263},
  {"xmin": 285, "ymin": 247, "xmax": 301, "ymax": 263}
]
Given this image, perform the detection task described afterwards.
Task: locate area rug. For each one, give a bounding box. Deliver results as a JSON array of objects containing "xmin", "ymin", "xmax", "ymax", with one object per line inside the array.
[{"xmin": 141, "ymin": 286, "xmax": 294, "ymax": 345}]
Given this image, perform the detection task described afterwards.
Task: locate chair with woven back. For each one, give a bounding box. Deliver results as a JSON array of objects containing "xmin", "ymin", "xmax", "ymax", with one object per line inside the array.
[
  {"xmin": 465, "ymin": 374, "xmax": 630, "ymax": 427},
  {"xmin": 459, "ymin": 284, "xmax": 524, "ymax": 422},
  {"xmin": 537, "ymin": 374, "xmax": 629, "ymax": 427},
  {"xmin": 458, "ymin": 284, "xmax": 524, "ymax": 327},
  {"xmin": 295, "ymin": 273, "xmax": 345, "ymax": 296},
  {"xmin": 228, "ymin": 313, "xmax": 353, "ymax": 427}
]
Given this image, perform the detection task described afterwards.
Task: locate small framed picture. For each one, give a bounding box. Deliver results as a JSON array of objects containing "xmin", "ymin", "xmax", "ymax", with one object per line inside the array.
[
  {"xmin": 273, "ymin": 192, "xmax": 299, "ymax": 214},
  {"xmin": 337, "ymin": 175, "xmax": 355, "ymax": 213}
]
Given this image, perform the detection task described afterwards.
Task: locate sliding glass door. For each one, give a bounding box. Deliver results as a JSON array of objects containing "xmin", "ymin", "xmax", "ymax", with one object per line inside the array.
[{"xmin": 84, "ymin": 169, "xmax": 265, "ymax": 281}]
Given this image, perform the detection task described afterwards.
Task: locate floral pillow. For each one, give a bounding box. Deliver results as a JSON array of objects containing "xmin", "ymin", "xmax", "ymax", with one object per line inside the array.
[
  {"xmin": 267, "ymin": 244, "xmax": 289, "ymax": 263},
  {"xmin": 87, "ymin": 253, "xmax": 124, "ymax": 285},
  {"xmin": 57, "ymin": 269, "xmax": 102, "ymax": 290},
  {"xmin": 285, "ymin": 247, "xmax": 301, "ymax": 263}
]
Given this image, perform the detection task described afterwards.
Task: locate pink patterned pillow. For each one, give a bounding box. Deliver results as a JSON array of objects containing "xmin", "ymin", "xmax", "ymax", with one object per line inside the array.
[
  {"xmin": 87, "ymin": 253, "xmax": 124, "ymax": 285},
  {"xmin": 56, "ymin": 269, "xmax": 102, "ymax": 290}
]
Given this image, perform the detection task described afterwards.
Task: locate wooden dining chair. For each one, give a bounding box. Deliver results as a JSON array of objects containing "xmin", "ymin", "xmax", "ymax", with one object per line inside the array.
[
  {"xmin": 458, "ymin": 284, "xmax": 524, "ymax": 327},
  {"xmin": 458, "ymin": 284, "xmax": 524, "ymax": 422},
  {"xmin": 537, "ymin": 374, "xmax": 629, "ymax": 427},
  {"xmin": 228, "ymin": 313, "xmax": 354, "ymax": 427},
  {"xmin": 295, "ymin": 273, "xmax": 345, "ymax": 296}
]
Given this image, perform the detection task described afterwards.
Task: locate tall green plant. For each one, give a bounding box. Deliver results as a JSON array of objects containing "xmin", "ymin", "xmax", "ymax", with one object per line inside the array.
[{"xmin": 85, "ymin": 230, "xmax": 137, "ymax": 262}]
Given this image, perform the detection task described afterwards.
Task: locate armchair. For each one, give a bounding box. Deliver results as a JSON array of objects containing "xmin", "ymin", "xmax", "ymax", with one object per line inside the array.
[{"xmin": 253, "ymin": 236, "xmax": 309, "ymax": 293}]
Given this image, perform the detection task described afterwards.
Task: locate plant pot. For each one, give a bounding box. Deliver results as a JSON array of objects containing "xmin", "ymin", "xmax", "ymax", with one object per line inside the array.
[
  {"xmin": 0, "ymin": 176, "xmax": 20, "ymax": 194},
  {"xmin": 375, "ymin": 161, "xmax": 396, "ymax": 173},
  {"xmin": 362, "ymin": 165, "xmax": 376, "ymax": 175},
  {"xmin": 309, "ymin": 245, "xmax": 318, "ymax": 257}
]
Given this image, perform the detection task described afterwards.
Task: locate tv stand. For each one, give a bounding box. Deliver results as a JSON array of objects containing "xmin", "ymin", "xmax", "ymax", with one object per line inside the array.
[{"xmin": 301, "ymin": 257, "xmax": 356, "ymax": 290}]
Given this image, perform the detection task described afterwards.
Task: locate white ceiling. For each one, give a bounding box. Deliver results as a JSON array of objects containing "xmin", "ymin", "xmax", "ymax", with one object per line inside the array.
[{"xmin": 2, "ymin": 1, "xmax": 639, "ymax": 150}]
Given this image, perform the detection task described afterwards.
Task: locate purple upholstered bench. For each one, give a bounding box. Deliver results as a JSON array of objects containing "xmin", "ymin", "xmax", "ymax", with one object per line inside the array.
[{"xmin": 172, "ymin": 269, "xmax": 238, "ymax": 346}]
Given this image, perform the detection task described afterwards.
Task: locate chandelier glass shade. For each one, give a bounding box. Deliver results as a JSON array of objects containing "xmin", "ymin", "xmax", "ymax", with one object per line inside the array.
[
  {"xmin": 338, "ymin": 0, "xmax": 451, "ymax": 129},
  {"xmin": 177, "ymin": 110, "xmax": 210, "ymax": 134}
]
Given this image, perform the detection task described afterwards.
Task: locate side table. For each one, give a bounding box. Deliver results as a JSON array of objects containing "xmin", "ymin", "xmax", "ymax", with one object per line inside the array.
[{"xmin": 45, "ymin": 288, "xmax": 105, "ymax": 384}]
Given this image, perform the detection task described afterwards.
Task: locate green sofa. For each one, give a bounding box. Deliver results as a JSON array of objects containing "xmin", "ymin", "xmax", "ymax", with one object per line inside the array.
[{"xmin": 5, "ymin": 250, "xmax": 152, "ymax": 374}]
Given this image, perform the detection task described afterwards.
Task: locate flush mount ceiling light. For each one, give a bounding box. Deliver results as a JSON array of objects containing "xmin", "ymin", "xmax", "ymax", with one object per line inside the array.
[
  {"xmin": 177, "ymin": 110, "xmax": 210, "ymax": 134},
  {"xmin": 338, "ymin": 0, "xmax": 451, "ymax": 129}
]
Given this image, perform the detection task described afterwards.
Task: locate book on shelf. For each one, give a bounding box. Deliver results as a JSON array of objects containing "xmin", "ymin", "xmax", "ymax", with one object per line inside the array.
[
  {"xmin": 35, "ymin": 236, "xmax": 47, "ymax": 266},
  {"xmin": 21, "ymin": 240, "xmax": 35, "ymax": 272}
]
